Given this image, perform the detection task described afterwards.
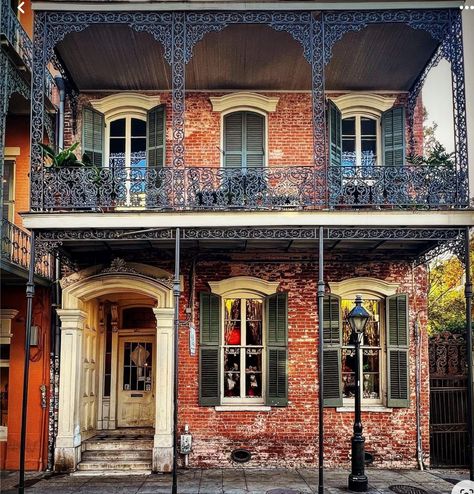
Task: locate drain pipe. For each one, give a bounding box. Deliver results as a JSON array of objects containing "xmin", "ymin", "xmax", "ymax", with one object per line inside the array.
[{"xmin": 55, "ymin": 76, "xmax": 66, "ymax": 149}]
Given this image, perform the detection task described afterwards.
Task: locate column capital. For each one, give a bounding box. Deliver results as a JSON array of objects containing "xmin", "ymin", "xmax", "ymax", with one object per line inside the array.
[
  {"xmin": 153, "ymin": 307, "xmax": 174, "ymax": 318},
  {"xmin": 57, "ymin": 309, "xmax": 87, "ymax": 329}
]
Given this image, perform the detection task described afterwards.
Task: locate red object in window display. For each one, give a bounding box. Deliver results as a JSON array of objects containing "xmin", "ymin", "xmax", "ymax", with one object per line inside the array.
[{"xmin": 227, "ymin": 328, "xmax": 241, "ymax": 345}]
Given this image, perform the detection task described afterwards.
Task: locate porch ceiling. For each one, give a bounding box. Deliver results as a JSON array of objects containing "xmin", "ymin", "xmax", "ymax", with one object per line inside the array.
[{"xmin": 55, "ymin": 21, "xmax": 439, "ymax": 92}]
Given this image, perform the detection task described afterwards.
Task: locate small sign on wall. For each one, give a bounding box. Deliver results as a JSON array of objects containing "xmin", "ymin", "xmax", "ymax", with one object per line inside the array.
[{"xmin": 189, "ymin": 322, "xmax": 196, "ymax": 356}]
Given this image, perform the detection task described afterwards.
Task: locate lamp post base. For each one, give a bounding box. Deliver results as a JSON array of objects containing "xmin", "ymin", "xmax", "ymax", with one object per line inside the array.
[{"xmin": 348, "ymin": 473, "xmax": 368, "ymax": 492}]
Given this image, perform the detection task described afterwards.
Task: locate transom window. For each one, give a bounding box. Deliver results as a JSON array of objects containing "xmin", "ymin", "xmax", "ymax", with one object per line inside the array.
[
  {"xmin": 342, "ymin": 116, "xmax": 378, "ymax": 168},
  {"xmin": 223, "ymin": 298, "xmax": 264, "ymax": 403},
  {"xmin": 341, "ymin": 298, "xmax": 383, "ymax": 405},
  {"xmin": 109, "ymin": 117, "xmax": 147, "ymax": 169}
]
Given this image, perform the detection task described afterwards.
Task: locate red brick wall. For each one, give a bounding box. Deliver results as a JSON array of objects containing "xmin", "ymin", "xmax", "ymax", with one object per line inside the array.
[
  {"xmin": 74, "ymin": 91, "xmax": 422, "ymax": 167},
  {"xmin": 1, "ymin": 286, "xmax": 51, "ymax": 470},
  {"xmin": 175, "ymin": 256, "xmax": 429, "ymax": 469}
]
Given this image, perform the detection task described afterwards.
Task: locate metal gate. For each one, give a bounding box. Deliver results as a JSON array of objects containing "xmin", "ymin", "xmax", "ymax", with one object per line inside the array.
[{"xmin": 429, "ymin": 332, "xmax": 468, "ymax": 468}]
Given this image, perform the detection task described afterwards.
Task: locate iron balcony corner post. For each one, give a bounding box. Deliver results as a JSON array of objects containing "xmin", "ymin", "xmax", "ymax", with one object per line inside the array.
[{"xmin": 318, "ymin": 226, "xmax": 325, "ymax": 494}]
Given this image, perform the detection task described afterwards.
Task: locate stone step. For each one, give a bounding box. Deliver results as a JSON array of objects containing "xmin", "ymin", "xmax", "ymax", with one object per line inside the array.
[
  {"xmin": 72, "ymin": 469, "xmax": 151, "ymax": 477},
  {"xmin": 82, "ymin": 450, "xmax": 153, "ymax": 461},
  {"xmin": 95, "ymin": 428, "xmax": 154, "ymax": 436},
  {"xmin": 84, "ymin": 439, "xmax": 154, "ymax": 451},
  {"xmin": 76, "ymin": 460, "xmax": 152, "ymax": 471}
]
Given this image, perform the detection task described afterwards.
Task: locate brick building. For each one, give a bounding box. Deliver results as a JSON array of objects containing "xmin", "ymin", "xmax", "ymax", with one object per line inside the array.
[{"xmin": 1, "ymin": 0, "xmax": 473, "ymax": 479}]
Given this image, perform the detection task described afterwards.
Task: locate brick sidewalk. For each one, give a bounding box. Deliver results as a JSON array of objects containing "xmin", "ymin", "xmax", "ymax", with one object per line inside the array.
[{"xmin": 0, "ymin": 468, "xmax": 469, "ymax": 494}]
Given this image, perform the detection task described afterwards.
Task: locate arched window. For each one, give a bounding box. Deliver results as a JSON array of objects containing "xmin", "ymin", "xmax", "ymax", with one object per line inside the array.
[{"xmin": 109, "ymin": 117, "xmax": 147, "ymax": 169}]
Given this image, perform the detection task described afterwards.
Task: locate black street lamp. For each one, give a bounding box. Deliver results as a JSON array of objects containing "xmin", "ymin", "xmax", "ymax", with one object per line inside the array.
[{"xmin": 347, "ymin": 294, "xmax": 370, "ymax": 492}]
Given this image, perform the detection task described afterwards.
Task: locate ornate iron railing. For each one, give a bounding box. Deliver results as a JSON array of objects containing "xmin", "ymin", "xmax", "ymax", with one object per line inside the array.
[
  {"xmin": 0, "ymin": 0, "xmax": 54, "ymax": 100},
  {"xmin": 33, "ymin": 164, "xmax": 462, "ymax": 211},
  {"xmin": 1, "ymin": 219, "xmax": 52, "ymax": 279}
]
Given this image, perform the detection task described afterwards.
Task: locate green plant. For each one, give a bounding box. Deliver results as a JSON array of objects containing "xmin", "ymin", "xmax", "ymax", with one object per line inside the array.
[
  {"xmin": 39, "ymin": 142, "xmax": 87, "ymax": 168},
  {"xmin": 406, "ymin": 142, "xmax": 455, "ymax": 167}
]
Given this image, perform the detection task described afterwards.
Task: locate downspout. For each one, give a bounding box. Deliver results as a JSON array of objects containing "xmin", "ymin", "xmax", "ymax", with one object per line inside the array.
[
  {"xmin": 55, "ymin": 77, "xmax": 66, "ymax": 149},
  {"xmin": 412, "ymin": 262, "xmax": 425, "ymax": 471}
]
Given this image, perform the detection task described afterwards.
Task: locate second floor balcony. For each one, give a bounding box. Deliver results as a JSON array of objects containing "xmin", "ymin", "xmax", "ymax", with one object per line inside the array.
[{"xmin": 27, "ymin": 5, "xmax": 470, "ymax": 214}]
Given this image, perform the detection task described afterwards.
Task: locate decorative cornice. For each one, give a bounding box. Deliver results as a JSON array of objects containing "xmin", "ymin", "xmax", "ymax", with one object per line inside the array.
[
  {"xmin": 0, "ymin": 309, "xmax": 19, "ymax": 321},
  {"xmin": 210, "ymin": 92, "xmax": 279, "ymax": 113},
  {"xmin": 329, "ymin": 277, "xmax": 400, "ymax": 299},
  {"xmin": 90, "ymin": 93, "xmax": 161, "ymax": 120},
  {"xmin": 329, "ymin": 93, "xmax": 396, "ymax": 118},
  {"xmin": 209, "ymin": 276, "xmax": 280, "ymax": 297}
]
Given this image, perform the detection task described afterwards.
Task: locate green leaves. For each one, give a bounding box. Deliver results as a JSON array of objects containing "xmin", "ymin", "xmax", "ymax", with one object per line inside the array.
[
  {"xmin": 406, "ymin": 143, "xmax": 455, "ymax": 168},
  {"xmin": 39, "ymin": 142, "xmax": 84, "ymax": 168}
]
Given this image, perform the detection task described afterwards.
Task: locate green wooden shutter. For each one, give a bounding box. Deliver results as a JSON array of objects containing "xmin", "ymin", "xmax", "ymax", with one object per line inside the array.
[
  {"xmin": 245, "ymin": 112, "xmax": 264, "ymax": 168},
  {"xmin": 147, "ymin": 104, "xmax": 166, "ymax": 168},
  {"xmin": 328, "ymin": 100, "xmax": 342, "ymax": 167},
  {"xmin": 82, "ymin": 107, "xmax": 104, "ymax": 167},
  {"xmin": 386, "ymin": 293, "xmax": 409, "ymax": 408},
  {"xmin": 382, "ymin": 106, "xmax": 405, "ymax": 167},
  {"xmin": 199, "ymin": 292, "xmax": 221, "ymax": 406},
  {"xmin": 265, "ymin": 292, "xmax": 288, "ymax": 406},
  {"xmin": 322, "ymin": 294, "xmax": 343, "ymax": 407},
  {"xmin": 224, "ymin": 112, "xmax": 243, "ymax": 168}
]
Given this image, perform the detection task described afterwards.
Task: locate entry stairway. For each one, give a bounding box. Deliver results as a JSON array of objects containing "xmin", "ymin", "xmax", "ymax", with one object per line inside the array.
[{"xmin": 75, "ymin": 428, "xmax": 154, "ymax": 475}]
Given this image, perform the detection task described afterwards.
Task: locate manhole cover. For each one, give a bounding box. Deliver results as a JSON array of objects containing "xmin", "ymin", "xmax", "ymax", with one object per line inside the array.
[
  {"xmin": 266, "ymin": 490, "xmax": 301, "ymax": 494},
  {"xmin": 389, "ymin": 485, "xmax": 428, "ymax": 494}
]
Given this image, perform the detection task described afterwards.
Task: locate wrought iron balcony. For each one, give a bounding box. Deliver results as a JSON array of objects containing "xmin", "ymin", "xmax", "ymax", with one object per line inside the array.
[
  {"xmin": 1, "ymin": 219, "xmax": 52, "ymax": 279},
  {"xmin": 0, "ymin": 0, "xmax": 55, "ymax": 100},
  {"xmin": 33, "ymin": 164, "xmax": 462, "ymax": 212}
]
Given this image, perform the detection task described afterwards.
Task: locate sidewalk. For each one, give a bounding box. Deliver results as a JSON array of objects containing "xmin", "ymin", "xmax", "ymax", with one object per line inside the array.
[{"xmin": 0, "ymin": 468, "xmax": 469, "ymax": 494}]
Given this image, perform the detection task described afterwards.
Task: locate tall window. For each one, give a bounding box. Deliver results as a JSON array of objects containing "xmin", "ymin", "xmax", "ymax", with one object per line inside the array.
[
  {"xmin": 341, "ymin": 298, "xmax": 383, "ymax": 405},
  {"xmin": 2, "ymin": 161, "xmax": 14, "ymax": 222},
  {"xmin": 223, "ymin": 298, "xmax": 264, "ymax": 403},
  {"xmin": 109, "ymin": 117, "xmax": 147, "ymax": 169},
  {"xmin": 342, "ymin": 116, "xmax": 378, "ymax": 169},
  {"xmin": 223, "ymin": 111, "xmax": 265, "ymax": 169}
]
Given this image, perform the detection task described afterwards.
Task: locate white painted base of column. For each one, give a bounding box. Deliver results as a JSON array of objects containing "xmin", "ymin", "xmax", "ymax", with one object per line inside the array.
[{"xmin": 153, "ymin": 446, "xmax": 173, "ymax": 473}]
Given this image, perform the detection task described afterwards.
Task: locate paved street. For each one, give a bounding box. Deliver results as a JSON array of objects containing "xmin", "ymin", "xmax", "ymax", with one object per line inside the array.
[{"xmin": 0, "ymin": 468, "xmax": 469, "ymax": 494}]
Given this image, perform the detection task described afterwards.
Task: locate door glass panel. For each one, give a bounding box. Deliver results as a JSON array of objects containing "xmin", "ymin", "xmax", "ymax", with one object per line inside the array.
[
  {"xmin": 224, "ymin": 347, "xmax": 240, "ymax": 397},
  {"xmin": 245, "ymin": 348, "xmax": 262, "ymax": 397},
  {"xmin": 224, "ymin": 298, "xmax": 241, "ymax": 345},
  {"xmin": 122, "ymin": 342, "xmax": 153, "ymax": 391},
  {"xmin": 246, "ymin": 299, "xmax": 262, "ymax": 345}
]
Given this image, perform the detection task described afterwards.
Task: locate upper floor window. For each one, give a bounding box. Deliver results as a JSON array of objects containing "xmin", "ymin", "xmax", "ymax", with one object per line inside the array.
[
  {"xmin": 328, "ymin": 94, "xmax": 405, "ymax": 170},
  {"xmin": 223, "ymin": 111, "xmax": 265, "ymax": 169},
  {"xmin": 83, "ymin": 93, "xmax": 165, "ymax": 169}
]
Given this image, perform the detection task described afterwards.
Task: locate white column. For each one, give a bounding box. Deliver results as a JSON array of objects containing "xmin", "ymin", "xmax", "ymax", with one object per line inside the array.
[
  {"xmin": 54, "ymin": 309, "xmax": 86, "ymax": 472},
  {"xmin": 152, "ymin": 307, "xmax": 174, "ymax": 472}
]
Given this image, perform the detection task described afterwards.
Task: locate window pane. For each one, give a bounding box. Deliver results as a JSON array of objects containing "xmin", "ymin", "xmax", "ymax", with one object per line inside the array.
[
  {"xmin": 110, "ymin": 118, "xmax": 125, "ymax": 137},
  {"xmin": 363, "ymin": 349, "xmax": 380, "ymax": 399},
  {"xmin": 131, "ymin": 138, "xmax": 146, "ymax": 153},
  {"xmin": 224, "ymin": 299, "xmax": 241, "ymax": 345},
  {"xmin": 361, "ymin": 138, "xmax": 377, "ymax": 153},
  {"xmin": 246, "ymin": 299, "xmax": 262, "ymax": 345},
  {"xmin": 342, "ymin": 349, "xmax": 356, "ymax": 398},
  {"xmin": 110, "ymin": 138, "xmax": 125, "ymax": 154},
  {"xmin": 131, "ymin": 118, "xmax": 146, "ymax": 137},
  {"xmin": 245, "ymin": 348, "xmax": 262, "ymax": 397},
  {"xmin": 361, "ymin": 117, "xmax": 376, "ymax": 135},
  {"xmin": 342, "ymin": 117, "xmax": 355, "ymax": 135},
  {"xmin": 224, "ymin": 348, "xmax": 240, "ymax": 397},
  {"xmin": 362, "ymin": 300, "xmax": 380, "ymax": 347}
]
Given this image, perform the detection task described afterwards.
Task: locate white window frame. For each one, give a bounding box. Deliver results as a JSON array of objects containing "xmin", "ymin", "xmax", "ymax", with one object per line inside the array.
[
  {"xmin": 341, "ymin": 113, "xmax": 381, "ymax": 167},
  {"xmin": 329, "ymin": 277, "xmax": 400, "ymax": 409},
  {"xmin": 106, "ymin": 115, "xmax": 147, "ymax": 169},
  {"xmin": 208, "ymin": 276, "xmax": 280, "ymax": 406}
]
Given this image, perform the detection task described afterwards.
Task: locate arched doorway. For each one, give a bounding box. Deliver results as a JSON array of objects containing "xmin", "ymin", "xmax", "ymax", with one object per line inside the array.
[{"xmin": 53, "ymin": 263, "xmax": 175, "ymax": 473}]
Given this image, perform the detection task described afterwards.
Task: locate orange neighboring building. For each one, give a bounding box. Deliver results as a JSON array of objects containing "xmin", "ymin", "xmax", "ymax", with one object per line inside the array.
[{"xmin": 1, "ymin": 0, "xmax": 56, "ymax": 470}]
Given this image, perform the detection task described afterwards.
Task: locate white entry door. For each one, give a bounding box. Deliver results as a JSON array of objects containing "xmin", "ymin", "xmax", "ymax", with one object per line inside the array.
[{"xmin": 117, "ymin": 337, "xmax": 155, "ymax": 427}]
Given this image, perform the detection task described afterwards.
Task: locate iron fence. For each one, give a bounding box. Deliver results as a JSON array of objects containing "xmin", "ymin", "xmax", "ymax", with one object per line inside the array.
[
  {"xmin": 1, "ymin": 219, "xmax": 53, "ymax": 279},
  {"xmin": 34, "ymin": 164, "xmax": 462, "ymax": 211}
]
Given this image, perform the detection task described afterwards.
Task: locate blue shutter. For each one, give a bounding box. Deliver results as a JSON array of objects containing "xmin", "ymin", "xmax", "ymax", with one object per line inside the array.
[
  {"xmin": 82, "ymin": 107, "xmax": 104, "ymax": 167},
  {"xmin": 328, "ymin": 101, "xmax": 342, "ymax": 168},
  {"xmin": 147, "ymin": 104, "xmax": 166, "ymax": 168}
]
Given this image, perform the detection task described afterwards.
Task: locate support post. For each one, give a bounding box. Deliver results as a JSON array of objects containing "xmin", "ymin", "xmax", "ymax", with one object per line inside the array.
[
  {"xmin": 18, "ymin": 231, "xmax": 35, "ymax": 494},
  {"xmin": 172, "ymin": 227, "xmax": 181, "ymax": 494},
  {"xmin": 465, "ymin": 227, "xmax": 473, "ymax": 481},
  {"xmin": 317, "ymin": 226, "xmax": 324, "ymax": 494}
]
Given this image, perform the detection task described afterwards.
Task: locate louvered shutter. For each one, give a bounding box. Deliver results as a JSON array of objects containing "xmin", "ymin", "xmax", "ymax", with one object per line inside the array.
[
  {"xmin": 265, "ymin": 292, "xmax": 288, "ymax": 406},
  {"xmin": 386, "ymin": 294, "xmax": 409, "ymax": 407},
  {"xmin": 322, "ymin": 294, "xmax": 343, "ymax": 407},
  {"xmin": 147, "ymin": 104, "xmax": 166, "ymax": 168},
  {"xmin": 224, "ymin": 112, "xmax": 243, "ymax": 168},
  {"xmin": 245, "ymin": 112, "xmax": 264, "ymax": 168},
  {"xmin": 328, "ymin": 100, "xmax": 342, "ymax": 168},
  {"xmin": 82, "ymin": 107, "xmax": 104, "ymax": 167},
  {"xmin": 382, "ymin": 106, "xmax": 405, "ymax": 167},
  {"xmin": 199, "ymin": 292, "xmax": 221, "ymax": 406}
]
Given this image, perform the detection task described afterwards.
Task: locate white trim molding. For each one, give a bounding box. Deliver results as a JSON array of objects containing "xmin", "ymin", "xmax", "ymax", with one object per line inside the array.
[
  {"xmin": 91, "ymin": 93, "xmax": 161, "ymax": 121},
  {"xmin": 329, "ymin": 93, "xmax": 396, "ymax": 119},
  {"xmin": 329, "ymin": 277, "xmax": 400, "ymax": 299},
  {"xmin": 210, "ymin": 92, "xmax": 279, "ymax": 113},
  {"xmin": 209, "ymin": 276, "xmax": 280, "ymax": 297},
  {"xmin": 4, "ymin": 147, "xmax": 20, "ymax": 160}
]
